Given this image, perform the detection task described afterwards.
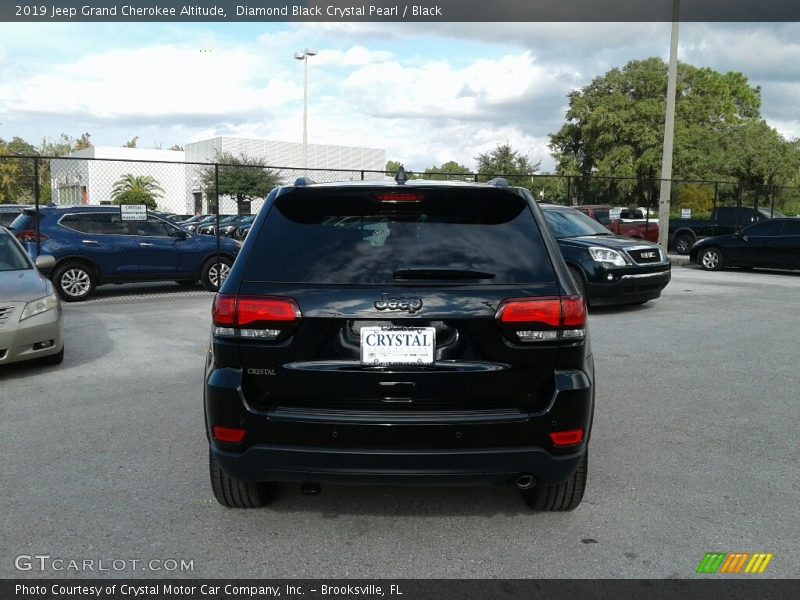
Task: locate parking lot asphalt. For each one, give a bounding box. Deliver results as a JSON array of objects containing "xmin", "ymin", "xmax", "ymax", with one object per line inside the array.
[{"xmin": 1, "ymin": 264, "xmax": 798, "ymax": 579}]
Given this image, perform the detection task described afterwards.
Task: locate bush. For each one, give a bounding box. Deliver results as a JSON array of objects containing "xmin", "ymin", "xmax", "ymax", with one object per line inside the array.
[
  {"xmin": 676, "ymin": 183, "xmax": 714, "ymax": 214},
  {"xmin": 112, "ymin": 188, "xmax": 157, "ymax": 210}
]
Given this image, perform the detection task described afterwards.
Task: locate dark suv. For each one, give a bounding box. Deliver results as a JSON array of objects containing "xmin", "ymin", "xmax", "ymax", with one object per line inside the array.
[{"xmin": 205, "ymin": 177, "xmax": 595, "ymax": 511}]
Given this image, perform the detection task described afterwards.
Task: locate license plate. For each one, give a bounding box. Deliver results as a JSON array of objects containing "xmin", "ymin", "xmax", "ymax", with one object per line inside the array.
[{"xmin": 360, "ymin": 326, "xmax": 436, "ymax": 366}]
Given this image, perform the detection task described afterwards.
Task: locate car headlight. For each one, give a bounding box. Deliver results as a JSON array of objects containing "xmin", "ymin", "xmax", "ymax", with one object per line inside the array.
[
  {"xmin": 20, "ymin": 291, "xmax": 58, "ymax": 321},
  {"xmin": 589, "ymin": 247, "xmax": 628, "ymax": 267}
]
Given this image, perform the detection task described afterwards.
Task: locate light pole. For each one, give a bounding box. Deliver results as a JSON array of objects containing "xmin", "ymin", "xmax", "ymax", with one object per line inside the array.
[
  {"xmin": 657, "ymin": 0, "xmax": 680, "ymax": 250},
  {"xmin": 294, "ymin": 48, "xmax": 318, "ymax": 173}
]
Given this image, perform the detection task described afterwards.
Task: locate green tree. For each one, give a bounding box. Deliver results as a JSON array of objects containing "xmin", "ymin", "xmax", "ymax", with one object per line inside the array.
[
  {"xmin": 528, "ymin": 175, "xmax": 571, "ymax": 205},
  {"xmin": 169, "ymin": 144, "xmax": 184, "ymax": 151},
  {"xmin": 475, "ymin": 143, "xmax": 540, "ymax": 186},
  {"xmin": 423, "ymin": 160, "xmax": 471, "ymax": 181},
  {"xmin": 39, "ymin": 133, "xmax": 74, "ymax": 157},
  {"xmin": 549, "ymin": 57, "xmax": 766, "ymax": 186},
  {"xmin": 111, "ymin": 174, "xmax": 164, "ymax": 210},
  {"xmin": 0, "ymin": 146, "xmax": 21, "ymax": 204},
  {"xmin": 720, "ymin": 120, "xmax": 796, "ymax": 186},
  {"xmin": 73, "ymin": 132, "xmax": 92, "ymax": 151},
  {"xmin": 0, "ymin": 137, "xmax": 37, "ymax": 203},
  {"xmin": 124, "ymin": 136, "xmax": 139, "ymax": 148},
  {"xmin": 674, "ymin": 183, "xmax": 715, "ymax": 217},
  {"xmin": 37, "ymin": 134, "xmax": 77, "ymax": 205},
  {"xmin": 113, "ymin": 188, "xmax": 158, "ymax": 210},
  {"xmin": 385, "ymin": 160, "xmax": 402, "ymax": 175},
  {"xmin": 202, "ymin": 153, "xmax": 280, "ymax": 215}
]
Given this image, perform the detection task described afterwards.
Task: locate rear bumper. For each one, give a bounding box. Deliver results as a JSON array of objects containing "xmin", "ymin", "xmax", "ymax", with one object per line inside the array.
[
  {"xmin": 211, "ymin": 443, "xmax": 586, "ymax": 486},
  {"xmin": 205, "ymin": 365, "xmax": 594, "ymax": 486}
]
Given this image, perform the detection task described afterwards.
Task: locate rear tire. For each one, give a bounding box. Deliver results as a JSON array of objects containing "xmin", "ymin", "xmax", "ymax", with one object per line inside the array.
[
  {"xmin": 53, "ymin": 261, "xmax": 96, "ymax": 302},
  {"xmin": 521, "ymin": 450, "xmax": 588, "ymax": 511},
  {"xmin": 39, "ymin": 346, "xmax": 64, "ymax": 366},
  {"xmin": 209, "ymin": 450, "xmax": 275, "ymax": 508},
  {"xmin": 699, "ymin": 247, "xmax": 724, "ymax": 271},
  {"xmin": 674, "ymin": 234, "xmax": 694, "ymax": 255},
  {"xmin": 200, "ymin": 256, "xmax": 232, "ymax": 292}
]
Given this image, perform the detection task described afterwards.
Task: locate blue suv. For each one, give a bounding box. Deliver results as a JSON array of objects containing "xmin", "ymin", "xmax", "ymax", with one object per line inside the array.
[{"xmin": 10, "ymin": 206, "xmax": 240, "ymax": 301}]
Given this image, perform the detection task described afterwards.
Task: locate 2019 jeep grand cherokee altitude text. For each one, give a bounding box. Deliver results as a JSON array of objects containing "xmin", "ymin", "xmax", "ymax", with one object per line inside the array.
[{"xmin": 204, "ymin": 176, "xmax": 595, "ymax": 511}]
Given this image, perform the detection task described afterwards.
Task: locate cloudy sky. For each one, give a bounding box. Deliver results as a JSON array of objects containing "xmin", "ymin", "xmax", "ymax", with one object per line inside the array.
[{"xmin": 0, "ymin": 22, "xmax": 798, "ymax": 171}]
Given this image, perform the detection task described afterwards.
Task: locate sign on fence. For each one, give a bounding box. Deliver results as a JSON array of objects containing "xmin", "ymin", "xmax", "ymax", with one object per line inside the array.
[
  {"xmin": 120, "ymin": 204, "xmax": 148, "ymax": 221},
  {"xmin": 681, "ymin": 208, "xmax": 692, "ymax": 219}
]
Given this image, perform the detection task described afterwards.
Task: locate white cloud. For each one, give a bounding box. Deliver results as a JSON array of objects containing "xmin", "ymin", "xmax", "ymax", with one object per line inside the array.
[
  {"xmin": 312, "ymin": 46, "xmax": 394, "ymax": 67},
  {"xmin": 0, "ymin": 44, "xmax": 302, "ymax": 120},
  {"xmin": 768, "ymin": 118, "xmax": 800, "ymax": 142},
  {"xmin": 680, "ymin": 24, "xmax": 800, "ymax": 82},
  {"xmin": 342, "ymin": 51, "xmax": 568, "ymax": 120},
  {"xmin": 2, "ymin": 22, "xmax": 799, "ymax": 174}
]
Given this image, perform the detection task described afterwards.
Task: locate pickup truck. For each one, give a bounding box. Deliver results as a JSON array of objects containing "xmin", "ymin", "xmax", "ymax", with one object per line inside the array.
[
  {"xmin": 669, "ymin": 206, "xmax": 785, "ymax": 254},
  {"xmin": 574, "ymin": 205, "xmax": 659, "ymax": 242}
]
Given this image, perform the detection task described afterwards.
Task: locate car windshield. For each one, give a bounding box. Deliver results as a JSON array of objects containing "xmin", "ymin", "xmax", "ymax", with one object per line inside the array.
[
  {"xmin": 543, "ymin": 208, "xmax": 613, "ymax": 238},
  {"xmin": 0, "ymin": 233, "xmax": 32, "ymax": 271}
]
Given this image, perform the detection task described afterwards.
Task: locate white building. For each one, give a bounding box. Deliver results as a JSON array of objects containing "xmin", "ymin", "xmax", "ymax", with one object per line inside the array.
[
  {"xmin": 49, "ymin": 146, "xmax": 187, "ymax": 213},
  {"xmin": 184, "ymin": 137, "xmax": 386, "ymax": 214},
  {"xmin": 51, "ymin": 138, "xmax": 386, "ymax": 215}
]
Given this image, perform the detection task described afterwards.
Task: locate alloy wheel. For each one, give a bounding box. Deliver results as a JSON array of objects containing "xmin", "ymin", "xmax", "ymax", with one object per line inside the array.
[
  {"xmin": 701, "ymin": 250, "xmax": 720, "ymax": 270},
  {"xmin": 208, "ymin": 262, "xmax": 231, "ymax": 288},
  {"xmin": 61, "ymin": 268, "xmax": 91, "ymax": 297}
]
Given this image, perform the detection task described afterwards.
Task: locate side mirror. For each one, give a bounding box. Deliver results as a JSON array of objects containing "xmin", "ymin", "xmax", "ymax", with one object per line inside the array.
[
  {"xmin": 742, "ymin": 235, "xmax": 749, "ymax": 243},
  {"xmin": 35, "ymin": 255, "xmax": 56, "ymax": 270},
  {"xmin": 172, "ymin": 228, "xmax": 188, "ymax": 240}
]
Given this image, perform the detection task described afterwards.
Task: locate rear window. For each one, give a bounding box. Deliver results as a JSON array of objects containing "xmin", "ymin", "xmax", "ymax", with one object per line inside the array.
[
  {"xmin": 593, "ymin": 209, "xmax": 611, "ymax": 225},
  {"xmin": 244, "ymin": 187, "xmax": 554, "ymax": 285},
  {"xmin": 0, "ymin": 211, "xmax": 23, "ymax": 227},
  {"xmin": 8, "ymin": 209, "xmax": 39, "ymax": 231}
]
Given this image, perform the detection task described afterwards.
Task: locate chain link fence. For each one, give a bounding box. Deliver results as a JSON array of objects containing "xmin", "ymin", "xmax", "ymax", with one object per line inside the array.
[{"xmin": 1, "ymin": 154, "xmax": 797, "ymax": 301}]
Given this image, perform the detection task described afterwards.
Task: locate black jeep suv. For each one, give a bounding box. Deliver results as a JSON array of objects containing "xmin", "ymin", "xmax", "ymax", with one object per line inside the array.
[{"xmin": 205, "ymin": 175, "xmax": 595, "ymax": 511}]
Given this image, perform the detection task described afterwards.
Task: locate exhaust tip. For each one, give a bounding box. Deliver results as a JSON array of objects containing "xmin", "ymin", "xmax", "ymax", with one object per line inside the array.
[{"xmin": 516, "ymin": 474, "xmax": 535, "ymax": 490}]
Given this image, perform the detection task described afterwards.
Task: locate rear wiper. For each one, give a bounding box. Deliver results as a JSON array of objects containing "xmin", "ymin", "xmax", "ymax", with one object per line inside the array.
[{"xmin": 393, "ymin": 268, "xmax": 496, "ymax": 280}]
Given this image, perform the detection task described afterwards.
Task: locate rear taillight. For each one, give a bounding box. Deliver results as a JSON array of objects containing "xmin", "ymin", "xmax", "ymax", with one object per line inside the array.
[
  {"xmin": 496, "ymin": 296, "xmax": 586, "ymax": 343},
  {"xmin": 15, "ymin": 230, "xmax": 47, "ymax": 243},
  {"xmin": 212, "ymin": 294, "xmax": 300, "ymax": 340},
  {"xmin": 212, "ymin": 295, "xmax": 236, "ymax": 326}
]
